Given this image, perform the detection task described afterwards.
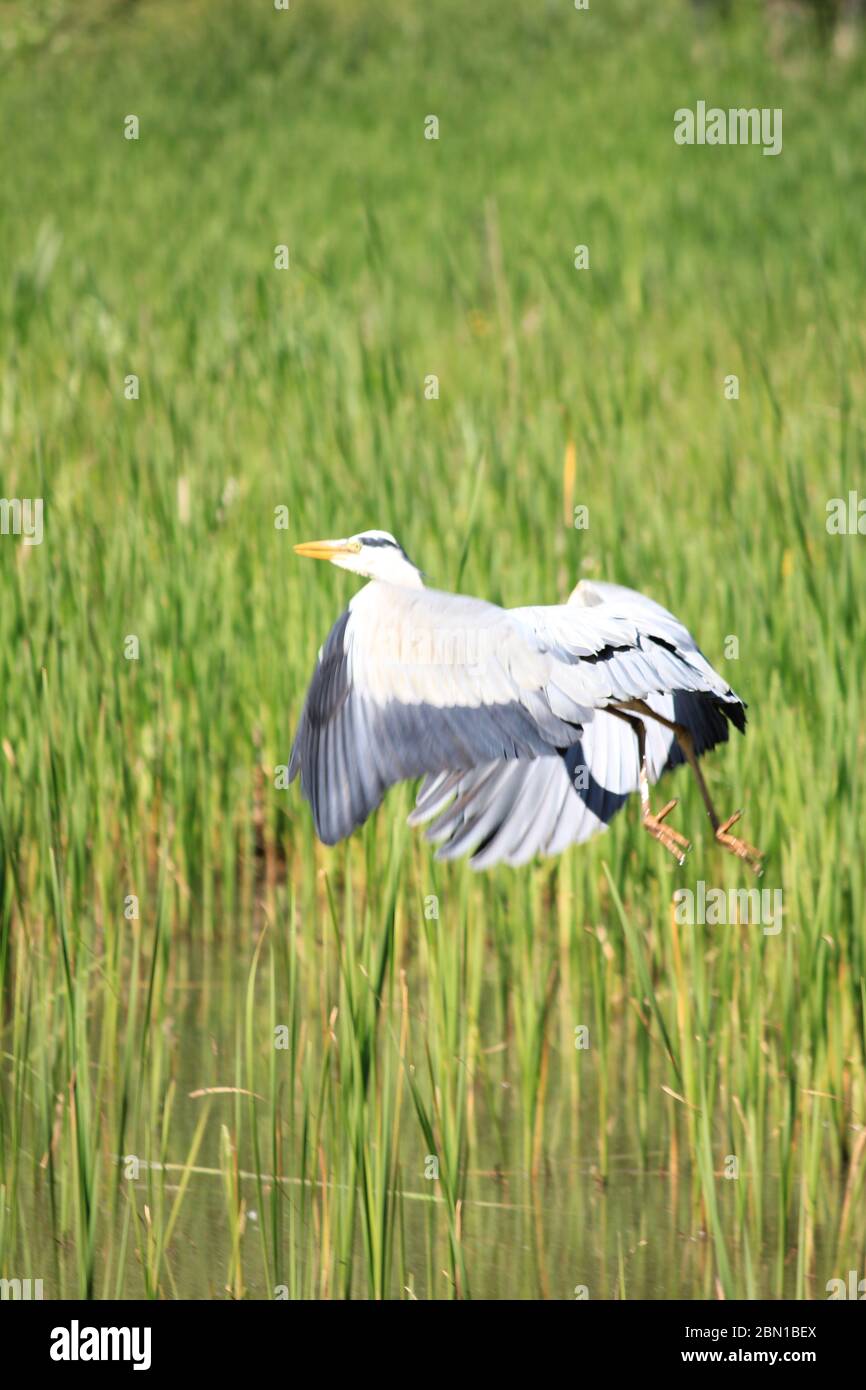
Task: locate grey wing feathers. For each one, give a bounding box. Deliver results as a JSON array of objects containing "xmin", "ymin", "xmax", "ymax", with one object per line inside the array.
[
  {"xmin": 289, "ymin": 586, "xmax": 588, "ymax": 846},
  {"xmin": 408, "ymin": 580, "xmax": 747, "ymax": 868},
  {"xmin": 569, "ymin": 579, "xmax": 745, "ymax": 726},
  {"xmin": 409, "ymin": 708, "xmax": 666, "ymax": 867},
  {"xmin": 410, "ymin": 687, "xmax": 742, "ymax": 869}
]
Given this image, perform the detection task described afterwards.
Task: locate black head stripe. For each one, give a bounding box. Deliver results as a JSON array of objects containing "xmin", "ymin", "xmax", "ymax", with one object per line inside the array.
[{"xmin": 358, "ymin": 534, "xmax": 414, "ymax": 564}]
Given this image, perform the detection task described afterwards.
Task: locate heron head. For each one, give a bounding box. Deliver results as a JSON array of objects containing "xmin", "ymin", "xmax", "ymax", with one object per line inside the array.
[{"xmin": 294, "ymin": 529, "xmax": 423, "ymax": 585}]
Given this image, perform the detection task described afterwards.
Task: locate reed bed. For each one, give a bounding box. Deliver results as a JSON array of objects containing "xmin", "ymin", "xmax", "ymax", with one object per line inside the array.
[{"xmin": 0, "ymin": 0, "xmax": 864, "ymax": 1298}]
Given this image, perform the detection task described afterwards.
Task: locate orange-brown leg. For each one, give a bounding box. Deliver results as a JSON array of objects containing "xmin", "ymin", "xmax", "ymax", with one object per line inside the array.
[{"xmin": 608, "ymin": 709, "xmax": 691, "ymax": 866}]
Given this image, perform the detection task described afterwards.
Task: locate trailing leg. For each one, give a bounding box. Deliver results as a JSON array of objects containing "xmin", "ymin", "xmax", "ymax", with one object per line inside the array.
[{"xmin": 607, "ymin": 708, "xmax": 691, "ymax": 866}]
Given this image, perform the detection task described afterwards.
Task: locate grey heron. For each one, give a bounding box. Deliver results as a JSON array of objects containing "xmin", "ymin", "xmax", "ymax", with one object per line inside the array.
[{"xmin": 290, "ymin": 530, "xmax": 763, "ymax": 874}]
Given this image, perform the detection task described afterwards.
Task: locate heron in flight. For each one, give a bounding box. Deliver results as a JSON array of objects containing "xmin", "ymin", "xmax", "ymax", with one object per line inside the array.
[{"xmin": 290, "ymin": 530, "xmax": 763, "ymax": 873}]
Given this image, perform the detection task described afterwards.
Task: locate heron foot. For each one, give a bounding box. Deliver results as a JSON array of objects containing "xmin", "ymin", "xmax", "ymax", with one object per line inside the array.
[
  {"xmin": 715, "ymin": 811, "xmax": 764, "ymax": 877},
  {"xmin": 642, "ymin": 798, "xmax": 691, "ymax": 866}
]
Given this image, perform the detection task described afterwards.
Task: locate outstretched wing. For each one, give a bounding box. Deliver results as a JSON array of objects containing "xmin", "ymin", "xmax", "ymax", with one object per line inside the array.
[
  {"xmin": 410, "ymin": 690, "xmax": 740, "ymax": 868},
  {"xmin": 290, "ymin": 583, "xmax": 585, "ymax": 845},
  {"xmin": 409, "ymin": 582, "xmax": 746, "ymax": 868},
  {"xmin": 409, "ymin": 711, "xmax": 653, "ymax": 867},
  {"xmin": 290, "ymin": 580, "xmax": 726, "ymax": 846}
]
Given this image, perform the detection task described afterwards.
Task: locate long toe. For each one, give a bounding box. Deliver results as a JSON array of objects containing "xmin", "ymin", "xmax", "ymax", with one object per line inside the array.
[
  {"xmin": 715, "ymin": 817, "xmax": 765, "ymax": 876},
  {"xmin": 644, "ymin": 813, "xmax": 691, "ymax": 865}
]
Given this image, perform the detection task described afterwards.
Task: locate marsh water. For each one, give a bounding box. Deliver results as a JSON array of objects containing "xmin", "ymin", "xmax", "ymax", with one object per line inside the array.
[{"xmin": 9, "ymin": 923, "xmax": 851, "ymax": 1302}]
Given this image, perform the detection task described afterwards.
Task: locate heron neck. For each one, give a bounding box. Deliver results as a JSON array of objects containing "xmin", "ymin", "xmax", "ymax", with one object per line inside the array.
[
  {"xmin": 386, "ymin": 566, "xmax": 425, "ymax": 589},
  {"xmin": 363, "ymin": 554, "xmax": 425, "ymax": 587}
]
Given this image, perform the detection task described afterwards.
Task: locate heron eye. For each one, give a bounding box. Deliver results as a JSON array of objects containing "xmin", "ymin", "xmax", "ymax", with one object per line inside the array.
[{"xmin": 351, "ymin": 541, "xmax": 363, "ymax": 553}]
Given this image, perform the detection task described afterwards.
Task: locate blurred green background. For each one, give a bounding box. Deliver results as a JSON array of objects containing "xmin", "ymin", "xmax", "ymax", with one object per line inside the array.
[{"xmin": 0, "ymin": 0, "xmax": 864, "ymax": 1299}]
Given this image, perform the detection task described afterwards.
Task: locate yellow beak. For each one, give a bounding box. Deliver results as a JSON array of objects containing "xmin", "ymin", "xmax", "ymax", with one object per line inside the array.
[{"xmin": 293, "ymin": 538, "xmax": 358, "ymax": 561}]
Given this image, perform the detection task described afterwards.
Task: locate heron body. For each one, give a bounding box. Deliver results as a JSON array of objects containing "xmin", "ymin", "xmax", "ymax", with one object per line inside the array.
[{"xmin": 290, "ymin": 531, "xmax": 763, "ymax": 872}]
